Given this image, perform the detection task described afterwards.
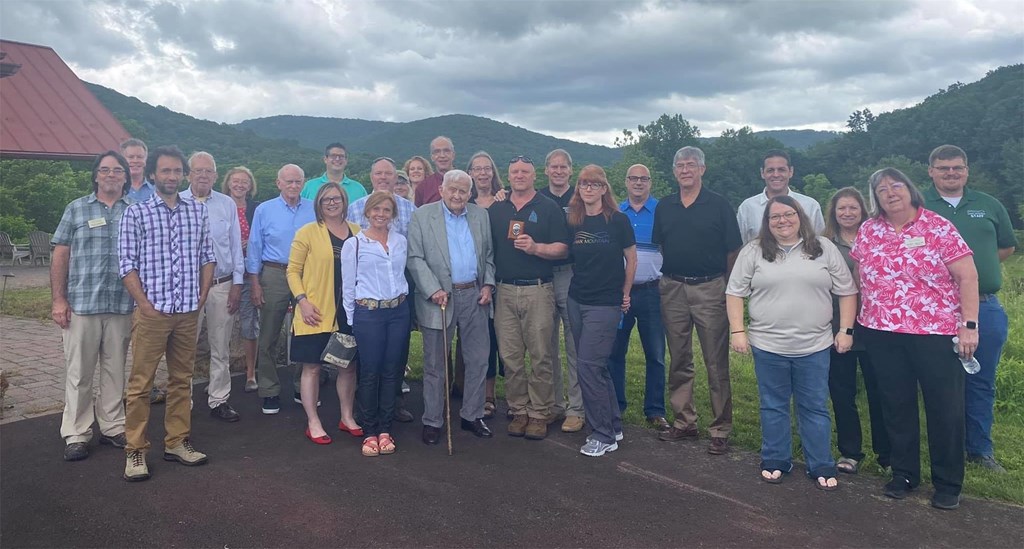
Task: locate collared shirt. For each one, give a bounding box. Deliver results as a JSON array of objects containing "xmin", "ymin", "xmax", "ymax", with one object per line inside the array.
[
  {"xmin": 442, "ymin": 201, "xmax": 478, "ymax": 284},
  {"xmin": 245, "ymin": 196, "xmax": 316, "ymax": 274},
  {"xmin": 51, "ymin": 193, "xmax": 135, "ymax": 315},
  {"xmin": 126, "ymin": 180, "xmax": 155, "ymax": 203},
  {"xmin": 348, "ymin": 194, "xmax": 417, "ymax": 237},
  {"xmin": 488, "ymin": 190, "xmax": 570, "ymax": 280},
  {"xmin": 180, "ymin": 188, "xmax": 244, "ymax": 284},
  {"xmin": 850, "ymin": 208, "xmax": 973, "ymax": 335},
  {"xmin": 620, "ymin": 196, "xmax": 663, "ymax": 284},
  {"xmin": 736, "ymin": 188, "xmax": 826, "ymax": 244},
  {"xmin": 118, "ymin": 194, "xmax": 215, "ymax": 314},
  {"xmin": 923, "ymin": 186, "xmax": 1018, "ymax": 295},
  {"xmin": 414, "ymin": 172, "xmax": 443, "ymax": 207},
  {"xmin": 300, "ymin": 172, "xmax": 367, "ymax": 203},
  {"xmin": 340, "ymin": 230, "xmax": 409, "ymax": 326},
  {"xmin": 653, "ymin": 186, "xmax": 742, "ymax": 278}
]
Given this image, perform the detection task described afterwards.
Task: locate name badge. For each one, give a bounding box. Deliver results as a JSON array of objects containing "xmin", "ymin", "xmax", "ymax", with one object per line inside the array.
[
  {"xmin": 903, "ymin": 236, "xmax": 925, "ymax": 248},
  {"xmin": 87, "ymin": 217, "xmax": 107, "ymax": 229}
]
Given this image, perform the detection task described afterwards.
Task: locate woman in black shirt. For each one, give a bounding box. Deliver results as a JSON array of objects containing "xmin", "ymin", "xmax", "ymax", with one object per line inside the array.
[{"xmin": 566, "ymin": 165, "xmax": 637, "ymax": 457}]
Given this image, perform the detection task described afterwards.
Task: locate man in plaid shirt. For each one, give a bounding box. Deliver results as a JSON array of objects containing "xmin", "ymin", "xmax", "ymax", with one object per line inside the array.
[
  {"xmin": 118, "ymin": 145, "xmax": 215, "ymax": 482},
  {"xmin": 51, "ymin": 151, "xmax": 135, "ymax": 462}
]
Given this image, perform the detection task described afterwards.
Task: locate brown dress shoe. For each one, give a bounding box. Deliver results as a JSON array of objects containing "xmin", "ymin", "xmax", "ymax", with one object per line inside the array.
[
  {"xmin": 658, "ymin": 426, "xmax": 698, "ymax": 442},
  {"xmin": 646, "ymin": 416, "xmax": 671, "ymax": 432},
  {"xmin": 508, "ymin": 414, "xmax": 529, "ymax": 437},
  {"xmin": 707, "ymin": 437, "xmax": 730, "ymax": 455},
  {"xmin": 524, "ymin": 417, "xmax": 548, "ymax": 440}
]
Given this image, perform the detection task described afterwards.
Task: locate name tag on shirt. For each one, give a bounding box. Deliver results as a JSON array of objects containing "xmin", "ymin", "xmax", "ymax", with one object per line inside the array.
[
  {"xmin": 903, "ymin": 236, "xmax": 925, "ymax": 248},
  {"xmin": 88, "ymin": 217, "xmax": 107, "ymax": 229}
]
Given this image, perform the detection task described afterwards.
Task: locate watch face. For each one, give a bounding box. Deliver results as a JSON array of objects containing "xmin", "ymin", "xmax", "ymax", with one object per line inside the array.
[{"xmin": 965, "ymin": 321, "xmax": 977, "ymax": 329}]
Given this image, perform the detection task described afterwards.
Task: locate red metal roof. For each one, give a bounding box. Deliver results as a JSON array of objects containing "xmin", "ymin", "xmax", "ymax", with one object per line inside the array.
[{"xmin": 0, "ymin": 39, "xmax": 130, "ymax": 161}]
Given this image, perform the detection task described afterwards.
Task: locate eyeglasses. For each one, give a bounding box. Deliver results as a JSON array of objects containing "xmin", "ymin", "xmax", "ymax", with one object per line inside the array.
[
  {"xmin": 626, "ymin": 175, "xmax": 651, "ymax": 183},
  {"xmin": 768, "ymin": 211, "xmax": 798, "ymax": 223},
  {"xmin": 191, "ymin": 168, "xmax": 216, "ymax": 175},
  {"xmin": 931, "ymin": 165, "xmax": 967, "ymax": 174},
  {"xmin": 320, "ymin": 196, "xmax": 344, "ymax": 205},
  {"xmin": 471, "ymin": 166, "xmax": 494, "ymax": 173},
  {"xmin": 875, "ymin": 181, "xmax": 907, "ymax": 195},
  {"xmin": 327, "ymin": 154, "xmax": 347, "ymax": 161},
  {"xmin": 508, "ymin": 155, "xmax": 534, "ymax": 165},
  {"xmin": 372, "ymin": 156, "xmax": 395, "ymax": 166},
  {"xmin": 578, "ymin": 181, "xmax": 605, "ymax": 190},
  {"xmin": 97, "ymin": 167, "xmax": 126, "ymax": 176}
]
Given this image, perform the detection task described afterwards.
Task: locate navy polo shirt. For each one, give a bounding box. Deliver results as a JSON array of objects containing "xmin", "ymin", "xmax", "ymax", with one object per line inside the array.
[
  {"xmin": 653, "ymin": 186, "xmax": 742, "ymax": 277},
  {"xmin": 488, "ymin": 191, "xmax": 569, "ymax": 280}
]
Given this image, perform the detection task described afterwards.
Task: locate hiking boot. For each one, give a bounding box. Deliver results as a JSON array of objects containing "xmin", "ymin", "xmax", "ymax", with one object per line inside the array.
[
  {"xmin": 707, "ymin": 437, "xmax": 730, "ymax": 455},
  {"xmin": 164, "ymin": 439, "xmax": 209, "ymax": 466},
  {"xmin": 99, "ymin": 433, "xmax": 127, "ymax": 448},
  {"xmin": 561, "ymin": 415, "xmax": 585, "ymax": 433},
  {"xmin": 508, "ymin": 414, "xmax": 529, "ymax": 437},
  {"xmin": 967, "ymin": 454, "xmax": 1007, "ymax": 474},
  {"xmin": 580, "ymin": 438, "xmax": 618, "ymax": 457},
  {"xmin": 124, "ymin": 450, "xmax": 150, "ymax": 481},
  {"xmin": 658, "ymin": 426, "xmax": 698, "ymax": 442},
  {"xmin": 524, "ymin": 417, "xmax": 548, "ymax": 440},
  {"xmin": 63, "ymin": 442, "xmax": 89, "ymax": 461}
]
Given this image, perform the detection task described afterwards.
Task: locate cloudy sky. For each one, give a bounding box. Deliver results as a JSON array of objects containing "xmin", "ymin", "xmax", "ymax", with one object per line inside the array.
[{"xmin": 2, "ymin": 0, "xmax": 1021, "ymax": 145}]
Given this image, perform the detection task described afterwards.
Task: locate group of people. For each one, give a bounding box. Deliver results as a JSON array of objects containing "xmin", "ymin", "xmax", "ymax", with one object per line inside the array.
[{"xmin": 51, "ymin": 134, "xmax": 1015, "ymax": 511}]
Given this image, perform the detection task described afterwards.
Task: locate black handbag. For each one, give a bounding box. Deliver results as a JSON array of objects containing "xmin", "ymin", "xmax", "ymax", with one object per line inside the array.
[{"xmin": 320, "ymin": 236, "xmax": 358, "ymax": 368}]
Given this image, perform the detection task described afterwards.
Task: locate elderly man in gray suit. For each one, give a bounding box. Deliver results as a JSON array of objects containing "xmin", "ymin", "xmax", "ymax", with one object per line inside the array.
[{"xmin": 408, "ymin": 169, "xmax": 497, "ymax": 444}]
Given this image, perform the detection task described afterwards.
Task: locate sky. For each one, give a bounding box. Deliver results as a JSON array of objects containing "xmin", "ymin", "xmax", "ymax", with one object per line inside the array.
[{"xmin": 1, "ymin": 0, "xmax": 1022, "ymax": 146}]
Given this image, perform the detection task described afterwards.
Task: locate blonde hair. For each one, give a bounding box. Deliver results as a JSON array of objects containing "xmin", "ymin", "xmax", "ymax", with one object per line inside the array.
[{"xmin": 220, "ymin": 166, "xmax": 257, "ymax": 198}]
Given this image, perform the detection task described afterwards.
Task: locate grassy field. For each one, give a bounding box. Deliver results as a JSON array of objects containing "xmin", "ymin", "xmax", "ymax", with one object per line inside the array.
[{"xmin": 4, "ymin": 255, "xmax": 1022, "ymax": 503}]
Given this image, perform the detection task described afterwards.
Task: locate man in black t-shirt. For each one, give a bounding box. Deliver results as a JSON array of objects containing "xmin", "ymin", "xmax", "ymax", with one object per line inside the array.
[
  {"xmin": 652, "ymin": 146, "xmax": 742, "ymax": 456},
  {"xmin": 538, "ymin": 149, "xmax": 584, "ymax": 433},
  {"xmin": 489, "ymin": 155, "xmax": 569, "ymax": 440}
]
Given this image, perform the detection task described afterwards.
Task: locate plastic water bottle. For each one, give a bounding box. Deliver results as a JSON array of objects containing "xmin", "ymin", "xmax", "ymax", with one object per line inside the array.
[{"xmin": 952, "ymin": 337, "xmax": 981, "ymax": 374}]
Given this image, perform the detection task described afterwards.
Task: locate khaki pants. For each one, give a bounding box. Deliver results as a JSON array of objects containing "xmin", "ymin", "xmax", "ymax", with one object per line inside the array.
[
  {"xmin": 198, "ymin": 280, "xmax": 235, "ymax": 408},
  {"xmin": 60, "ymin": 312, "xmax": 131, "ymax": 444},
  {"xmin": 659, "ymin": 277, "xmax": 733, "ymax": 437},
  {"xmin": 495, "ymin": 282, "xmax": 556, "ymax": 420},
  {"xmin": 124, "ymin": 310, "xmax": 200, "ymax": 453}
]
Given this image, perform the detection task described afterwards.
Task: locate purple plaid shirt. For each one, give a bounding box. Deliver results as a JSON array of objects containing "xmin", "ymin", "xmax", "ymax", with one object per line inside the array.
[{"xmin": 118, "ymin": 194, "xmax": 215, "ymax": 314}]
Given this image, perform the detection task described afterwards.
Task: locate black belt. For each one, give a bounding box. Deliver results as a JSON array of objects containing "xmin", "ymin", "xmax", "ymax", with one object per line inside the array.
[
  {"xmin": 452, "ymin": 281, "xmax": 477, "ymax": 290},
  {"xmin": 263, "ymin": 261, "xmax": 287, "ymax": 270},
  {"xmin": 633, "ymin": 279, "xmax": 660, "ymax": 289},
  {"xmin": 666, "ymin": 273, "xmax": 722, "ymax": 285},
  {"xmin": 214, "ymin": 274, "xmax": 234, "ymax": 285},
  {"xmin": 497, "ymin": 277, "xmax": 552, "ymax": 286}
]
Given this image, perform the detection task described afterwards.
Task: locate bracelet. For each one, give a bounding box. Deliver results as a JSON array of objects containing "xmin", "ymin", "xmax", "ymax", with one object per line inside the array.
[{"xmin": 730, "ymin": 330, "xmax": 745, "ymax": 334}]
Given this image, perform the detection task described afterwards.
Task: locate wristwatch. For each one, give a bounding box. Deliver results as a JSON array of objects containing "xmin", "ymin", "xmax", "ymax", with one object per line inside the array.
[
  {"xmin": 841, "ymin": 327, "xmax": 854, "ymax": 336},
  {"xmin": 295, "ymin": 293, "xmax": 307, "ymax": 303},
  {"xmin": 962, "ymin": 321, "xmax": 977, "ymax": 330}
]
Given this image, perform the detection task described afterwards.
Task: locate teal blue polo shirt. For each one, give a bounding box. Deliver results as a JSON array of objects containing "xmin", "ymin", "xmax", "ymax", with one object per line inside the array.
[{"xmin": 300, "ymin": 173, "xmax": 368, "ymax": 202}]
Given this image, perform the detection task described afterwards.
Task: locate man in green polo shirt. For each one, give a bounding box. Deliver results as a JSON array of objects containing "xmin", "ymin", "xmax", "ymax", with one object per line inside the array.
[
  {"xmin": 300, "ymin": 142, "xmax": 368, "ymax": 202},
  {"xmin": 924, "ymin": 144, "xmax": 1017, "ymax": 474}
]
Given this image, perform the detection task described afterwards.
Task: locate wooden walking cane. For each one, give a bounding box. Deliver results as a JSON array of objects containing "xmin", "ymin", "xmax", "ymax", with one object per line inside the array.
[{"xmin": 440, "ymin": 297, "xmax": 453, "ymax": 456}]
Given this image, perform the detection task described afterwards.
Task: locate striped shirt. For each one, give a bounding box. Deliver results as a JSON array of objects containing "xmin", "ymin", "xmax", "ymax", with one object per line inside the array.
[
  {"xmin": 51, "ymin": 193, "xmax": 135, "ymax": 315},
  {"xmin": 348, "ymin": 194, "xmax": 417, "ymax": 237},
  {"xmin": 620, "ymin": 196, "xmax": 663, "ymax": 284},
  {"xmin": 118, "ymin": 194, "xmax": 215, "ymax": 314}
]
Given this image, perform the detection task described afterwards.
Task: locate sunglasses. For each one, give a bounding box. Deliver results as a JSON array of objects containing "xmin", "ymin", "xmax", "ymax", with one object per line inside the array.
[{"xmin": 508, "ymin": 155, "xmax": 534, "ymax": 165}]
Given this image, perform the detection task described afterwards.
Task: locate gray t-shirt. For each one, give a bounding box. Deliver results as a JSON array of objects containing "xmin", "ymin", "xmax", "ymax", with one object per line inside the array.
[{"xmin": 726, "ymin": 236, "xmax": 857, "ymax": 356}]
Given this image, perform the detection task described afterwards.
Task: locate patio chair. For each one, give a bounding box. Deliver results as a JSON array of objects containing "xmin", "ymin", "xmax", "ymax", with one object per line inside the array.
[
  {"xmin": 27, "ymin": 231, "xmax": 53, "ymax": 266},
  {"xmin": 0, "ymin": 232, "xmax": 30, "ymax": 266}
]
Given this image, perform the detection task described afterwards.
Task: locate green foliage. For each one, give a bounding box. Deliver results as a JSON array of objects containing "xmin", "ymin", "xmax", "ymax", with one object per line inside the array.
[
  {"xmin": 630, "ymin": 114, "xmax": 702, "ymax": 183},
  {"xmin": 0, "ymin": 215, "xmax": 34, "ymax": 240},
  {"xmin": 851, "ymin": 154, "xmax": 929, "ymax": 193},
  {"xmin": 604, "ymin": 145, "xmax": 668, "ymax": 201},
  {"xmin": 801, "ymin": 173, "xmax": 835, "ymax": 208},
  {"xmin": 704, "ymin": 127, "xmax": 786, "ymax": 207},
  {"xmin": 0, "ymin": 160, "xmax": 90, "ymax": 234}
]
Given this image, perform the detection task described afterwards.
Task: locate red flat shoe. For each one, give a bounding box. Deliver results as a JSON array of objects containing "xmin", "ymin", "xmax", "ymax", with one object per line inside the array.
[
  {"xmin": 339, "ymin": 421, "xmax": 364, "ymax": 437},
  {"xmin": 305, "ymin": 428, "xmax": 332, "ymax": 445}
]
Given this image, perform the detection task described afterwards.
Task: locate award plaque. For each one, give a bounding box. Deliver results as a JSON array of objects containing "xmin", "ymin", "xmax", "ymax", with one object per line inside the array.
[{"xmin": 508, "ymin": 220, "xmax": 525, "ymax": 239}]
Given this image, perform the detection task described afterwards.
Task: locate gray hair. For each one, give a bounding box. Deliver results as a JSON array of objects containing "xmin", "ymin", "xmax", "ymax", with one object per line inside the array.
[
  {"xmin": 866, "ymin": 167, "xmax": 925, "ymax": 218},
  {"xmin": 277, "ymin": 163, "xmax": 304, "ymax": 180},
  {"xmin": 442, "ymin": 169, "xmax": 472, "ymax": 188},
  {"xmin": 673, "ymin": 146, "xmax": 705, "ymax": 167},
  {"xmin": 545, "ymin": 148, "xmax": 572, "ymax": 167},
  {"xmin": 119, "ymin": 138, "xmax": 147, "ymax": 153},
  {"xmin": 188, "ymin": 151, "xmax": 216, "ymax": 171}
]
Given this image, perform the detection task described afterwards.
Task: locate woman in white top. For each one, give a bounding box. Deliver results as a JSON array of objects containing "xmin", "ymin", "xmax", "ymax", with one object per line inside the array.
[{"xmin": 341, "ymin": 191, "xmax": 410, "ymax": 457}]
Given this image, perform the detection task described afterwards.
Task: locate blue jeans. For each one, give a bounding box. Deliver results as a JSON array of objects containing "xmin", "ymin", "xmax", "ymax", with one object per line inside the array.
[
  {"xmin": 353, "ymin": 300, "xmax": 410, "ymax": 437},
  {"xmin": 607, "ymin": 283, "xmax": 666, "ymax": 417},
  {"xmin": 966, "ymin": 296, "xmax": 1009, "ymax": 457},
  {"xmin": 752, "ymin": 346, "xmax": 836, "ymax": 478}
]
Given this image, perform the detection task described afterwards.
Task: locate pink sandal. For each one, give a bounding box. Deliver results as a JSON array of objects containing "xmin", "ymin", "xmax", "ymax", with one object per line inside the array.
[
  {"xmin": 378, "ymin": 433, "xmax": 396, "ymax": 455},
  {"xmin": 361, "ymin": 436, "xmax": 379, "ymax": 457}
]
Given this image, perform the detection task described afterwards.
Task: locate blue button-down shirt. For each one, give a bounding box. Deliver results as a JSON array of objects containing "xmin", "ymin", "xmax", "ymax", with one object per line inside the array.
[
  {"xmin": 181, "ymin": 188, "xmax": 244, "ymax": 283},
  {"xmin": 442, "ymin": 201, "xmax": 478, "ymax": 284},
  {"xmin": 118, "ymin": 194, "xmax": 215, "ymax": 314},
  {"xmin": 348, "ymin": 194, "xmax": 417, "ymax": 237},
  {"xmin": 51, "ymin": 193, "xmax": 135, "ymax": 315},
  {"xmin": 620, "ymin": 196, "xmax": 663, "ymax": 284},
  {"xmin": 245, "ymin": 196, "xmax": 316, "ymax": 274},
  {"xmin": 126, "ymin": 180, "xmax": 155, "ymax": 203}
]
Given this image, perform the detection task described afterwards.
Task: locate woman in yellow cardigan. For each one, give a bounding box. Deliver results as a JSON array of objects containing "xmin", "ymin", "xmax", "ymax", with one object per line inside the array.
[{"xmin": 287, "ymin": 182, "xmax": 362, "ymax": 444}]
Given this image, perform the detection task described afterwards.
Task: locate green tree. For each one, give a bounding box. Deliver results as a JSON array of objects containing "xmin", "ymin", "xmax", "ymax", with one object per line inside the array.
[
  {"xmin": 704, "ymin": 127, "xmax": 786, "ymax": 208},
  {"xmin": 605, "ymin": 145, "xmax": 667, "ymax": 200},
  {"xmin": 801, "ymin": 173, "xmax": 835, "ymax": 209},
  {"xmin": 632, "ymin": 114, "xmax": 702, "ymax": 182}
]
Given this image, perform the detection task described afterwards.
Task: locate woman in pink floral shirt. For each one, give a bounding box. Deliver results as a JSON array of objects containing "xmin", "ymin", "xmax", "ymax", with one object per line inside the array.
[{"xmin": 850, "ymin": 167, "xmax": 979, "ymax": 511}]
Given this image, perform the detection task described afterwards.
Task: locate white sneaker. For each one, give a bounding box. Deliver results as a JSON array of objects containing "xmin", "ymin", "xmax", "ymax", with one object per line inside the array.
[{"xmin": 580, "ymin": 438, "xmax": 618, "ymax": 457}]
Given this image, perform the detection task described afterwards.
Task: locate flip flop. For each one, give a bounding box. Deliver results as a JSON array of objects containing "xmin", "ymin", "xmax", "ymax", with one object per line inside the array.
[
  {"xmin": 814, "ymin": 476, "xmax": 839, "ymax": 491},
  {"xmin": 837, "ymin": 457, "xmax": 859, "ymax": 474},
  {"xmin": 761, "ymin": 469, "xmax": 784, "ymax": 484}
]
